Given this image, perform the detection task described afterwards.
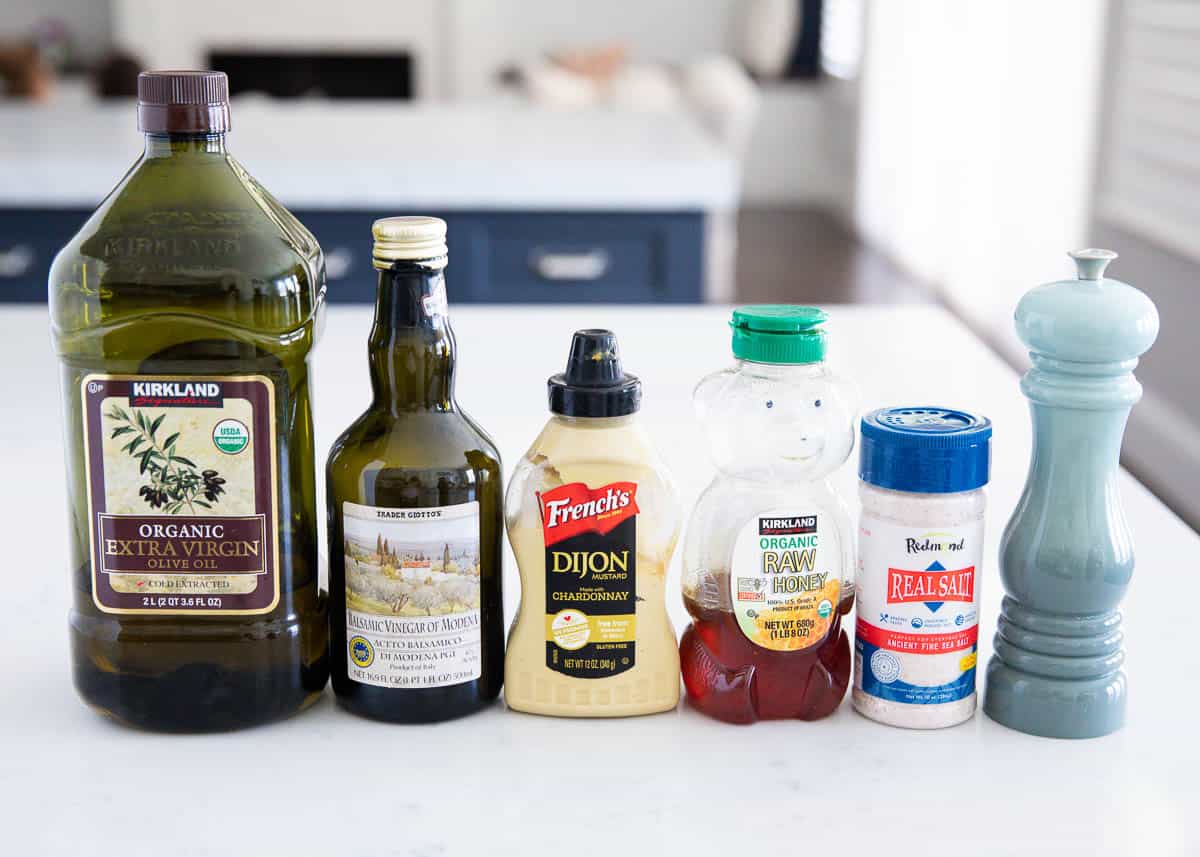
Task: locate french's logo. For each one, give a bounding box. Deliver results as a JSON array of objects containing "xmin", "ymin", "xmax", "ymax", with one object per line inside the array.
[{"xmin": 539, "ymin": 482, "xmax": 638, "ymax": 547}]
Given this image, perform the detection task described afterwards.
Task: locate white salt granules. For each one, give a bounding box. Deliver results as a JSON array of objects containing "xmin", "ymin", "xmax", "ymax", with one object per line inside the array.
[{"xmin": 853, "ymin": 406, "xmax": 992, "ymax": 730}]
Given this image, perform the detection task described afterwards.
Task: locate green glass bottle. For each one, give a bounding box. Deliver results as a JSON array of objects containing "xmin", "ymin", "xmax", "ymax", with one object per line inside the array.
[
  {"xmin": 326, "ymin": 217, "xmax": 504, "ymax": 722},
  {"xmin": 48, "ymin": 71, "xmax": 328, "ymax": 731}
]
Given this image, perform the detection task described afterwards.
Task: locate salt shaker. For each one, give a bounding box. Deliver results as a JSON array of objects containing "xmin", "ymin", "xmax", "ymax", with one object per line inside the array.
[
  {"xmin": 854, "ymin": 407, "xmax": 992, "ymax": 729},
  {"xmin": 983, "ymin": 249, "xmax": 1159, "ymax": 739}
]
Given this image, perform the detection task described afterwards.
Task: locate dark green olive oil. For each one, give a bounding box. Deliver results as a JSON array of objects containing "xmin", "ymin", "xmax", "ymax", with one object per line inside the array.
[
  {"xmin": 326, "ymin": 217, "xmax": 503, "ymax": 722},
  {"xmin": 49, "ymin": 71, "xmax": 328, "ymax": 731}
]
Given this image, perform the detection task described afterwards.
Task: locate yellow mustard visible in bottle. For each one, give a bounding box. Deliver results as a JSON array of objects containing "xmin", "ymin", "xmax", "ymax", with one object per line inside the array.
[{"xmin": 504, "ymin": 330, "xmax": 680, "ymax": 716}]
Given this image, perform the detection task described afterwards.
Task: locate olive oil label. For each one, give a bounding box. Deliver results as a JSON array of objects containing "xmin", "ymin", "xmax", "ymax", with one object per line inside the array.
[
  {"xmin": 342, "ymin": 501, "xmax": 482, "ymax": 689},
  {"xmin": 81, "ymin": 374, "xmax": 279, "ymax": 615},
  {"xmin": 540, "ymin": 482, "xmax": 637, "ymax": 679},
  {"xmin": 729, "ymin": 511, "xmax": 840, "ymax": 651}
]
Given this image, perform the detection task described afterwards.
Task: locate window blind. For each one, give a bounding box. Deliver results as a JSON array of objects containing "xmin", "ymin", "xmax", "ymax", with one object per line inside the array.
[{"xmin": 1097, "ymin": 0, "xmax": 1200, "ymax": 261}]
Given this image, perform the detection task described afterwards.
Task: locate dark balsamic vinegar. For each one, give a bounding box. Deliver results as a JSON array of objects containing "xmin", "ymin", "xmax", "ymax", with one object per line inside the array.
[{"xmin": 326, "ymin": 219, "xmax": 503, "ymax": 722}]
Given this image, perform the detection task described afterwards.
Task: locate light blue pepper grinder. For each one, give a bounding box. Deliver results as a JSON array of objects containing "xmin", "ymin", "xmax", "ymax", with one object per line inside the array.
[{"xmin": 983, "ymin": 249, "xmax": 1159, "ymax": 739}]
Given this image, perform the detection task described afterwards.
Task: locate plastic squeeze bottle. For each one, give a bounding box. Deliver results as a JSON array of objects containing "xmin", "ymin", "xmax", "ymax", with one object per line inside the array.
[
  {"xmin": 505, "ymin": 330, "xmax": 681, "ymax": 717},
  {"xmin": 680, "ymin": 306, "xmax": 857, "ymax": 723}
]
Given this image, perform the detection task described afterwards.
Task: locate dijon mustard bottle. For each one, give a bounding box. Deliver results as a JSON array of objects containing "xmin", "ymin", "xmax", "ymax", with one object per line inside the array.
[
  {"xmin": 48, "ymin": 71, "xmax": 327, "ymax": 731},
  {"xmin": 326, "ymin": 217, "xmax": 504, "ymax": 722},
  {"xmin": 505, "ymin": 330, "xmax": 680, "ymax": 716}
]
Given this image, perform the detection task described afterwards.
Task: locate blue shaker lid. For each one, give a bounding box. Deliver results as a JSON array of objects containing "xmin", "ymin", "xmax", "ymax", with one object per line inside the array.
[{"xmin": 859, "ymin": 407, "xmax": 992, "ymax": 493}]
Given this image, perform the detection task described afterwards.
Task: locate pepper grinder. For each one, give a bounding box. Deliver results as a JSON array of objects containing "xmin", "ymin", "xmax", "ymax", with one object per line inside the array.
[{"xmin": 983, "ymin": 249, "xmax": 1158, "ymax": 739}]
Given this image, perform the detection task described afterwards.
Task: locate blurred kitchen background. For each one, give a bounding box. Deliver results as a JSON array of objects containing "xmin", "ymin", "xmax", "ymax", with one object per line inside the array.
[{"xmin": 0, "ymin": 0, "xmax": 1196, "ymax": 527}]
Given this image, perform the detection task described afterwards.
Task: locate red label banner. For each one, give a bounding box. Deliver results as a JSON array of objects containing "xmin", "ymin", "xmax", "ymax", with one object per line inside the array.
[
  {"xmin": 539, "ymin": 482, "xmax": 639, "ymax": 547},
  {"xmin": 857, "ymin": 619, "xmax": 978, "ymax": 653},
  {"xmin": 886, "ymin": 566, "xmax": 975, "ymax": 604}
]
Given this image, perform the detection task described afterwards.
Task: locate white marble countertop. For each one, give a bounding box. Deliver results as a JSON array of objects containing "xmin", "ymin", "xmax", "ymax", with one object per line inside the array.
[
  {"xmin": 3, "ymin": 304, "xmax": 1196, "ymax": 856},
  {"xmin": 0, "ymin": 99, "xmax": 739, "ymax": 210}
]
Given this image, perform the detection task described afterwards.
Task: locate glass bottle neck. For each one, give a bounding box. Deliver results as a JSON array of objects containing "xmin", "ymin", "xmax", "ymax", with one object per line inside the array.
[
  {"xmin": 143, "ymin": 133, "xmax": 228, "ymax": 159},
  {"xmin": 369, "ymin": 262, "xmax": 456, "ymax": 413}
]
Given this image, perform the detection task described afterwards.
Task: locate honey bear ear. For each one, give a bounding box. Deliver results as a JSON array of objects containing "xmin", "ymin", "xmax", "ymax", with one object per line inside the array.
[{"xmin": 821, "ymin": 400, "xmax": 858, "ymax": 472}]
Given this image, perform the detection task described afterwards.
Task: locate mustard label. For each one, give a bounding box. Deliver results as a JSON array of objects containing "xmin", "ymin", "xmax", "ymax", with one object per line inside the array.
[{"xmin": 540, "ymin": 481, "xmax": 638, "ymax": 678}]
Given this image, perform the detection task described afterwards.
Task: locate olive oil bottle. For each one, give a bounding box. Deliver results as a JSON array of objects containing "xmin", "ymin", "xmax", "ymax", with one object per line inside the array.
[
  {"xmin": 49, "ymin": 71, "xmax": 328, "ymax": 731},
  {"xmin": 326, "ymin": 217, "xmax": 503, "ymax": 722}
]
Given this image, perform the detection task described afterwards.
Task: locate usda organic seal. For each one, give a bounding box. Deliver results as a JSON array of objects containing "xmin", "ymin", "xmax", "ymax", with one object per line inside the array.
[{"xmin": 212, "ymin": 418, "xmax": 249, "ymax": 454}]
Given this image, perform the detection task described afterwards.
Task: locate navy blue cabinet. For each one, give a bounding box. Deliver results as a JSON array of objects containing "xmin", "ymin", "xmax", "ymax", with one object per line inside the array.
[
  {"xmin": 0, "ymin": 210, "xmax": 91, "ymax": 302},
  {"xmin": 3, "ymin": 208, "xmax": 704, "ymax": 303}
]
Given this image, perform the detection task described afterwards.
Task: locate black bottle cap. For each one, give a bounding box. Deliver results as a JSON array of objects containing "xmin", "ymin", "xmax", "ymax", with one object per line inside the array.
[{"xmin": 548, "ymin": 329, "xmax": 641, "ymax": 417}]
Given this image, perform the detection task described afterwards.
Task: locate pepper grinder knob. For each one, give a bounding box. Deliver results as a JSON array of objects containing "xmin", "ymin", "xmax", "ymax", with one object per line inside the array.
[
  {"xmin": 1068, "ymin": 247, "xmax": 1118, "ymax": 280},
  {"xmin": 983, "ymin": 249, "xmax": 1158, "ymax": 738}
]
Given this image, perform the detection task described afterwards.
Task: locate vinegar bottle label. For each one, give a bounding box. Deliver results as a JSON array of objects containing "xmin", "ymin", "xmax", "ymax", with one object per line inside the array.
[{"xmin": 341, "ymin": 501, "xmax": 483, "ymax": 689}]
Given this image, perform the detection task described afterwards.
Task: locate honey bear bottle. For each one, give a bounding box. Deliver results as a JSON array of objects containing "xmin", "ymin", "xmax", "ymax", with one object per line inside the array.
[{"xmin": 680, "ymin": 306, "xmax": 858, "ymax": 723}]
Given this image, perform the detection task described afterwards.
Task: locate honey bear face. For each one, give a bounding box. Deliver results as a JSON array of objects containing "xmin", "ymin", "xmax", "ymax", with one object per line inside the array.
[{"xmin": 694, "ymin": 365, "xmax": 856, "ymax": 482}]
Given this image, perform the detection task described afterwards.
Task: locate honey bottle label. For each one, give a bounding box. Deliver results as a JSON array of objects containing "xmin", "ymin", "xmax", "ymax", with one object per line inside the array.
[
  {"xmin": 340, "ymin": 501, "xmax": 483, "ymax": 689},
  {"xmin": 81, "ymin": 374, "xmax": 279, "ymax": 615},
  {"xmin": 729, "ymin": 510, "xmax": 840, "ymax": 650},
  {"xmin": 540, "ymin": 481, "xmax": 638, "ymax": 679}
]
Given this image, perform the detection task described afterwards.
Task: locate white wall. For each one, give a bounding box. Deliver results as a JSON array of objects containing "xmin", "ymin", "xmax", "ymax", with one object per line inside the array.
[
  {"xmin": 741, "ymin": 83, "xmax": 846, "ymax": 207},
  {"xmin": 447, "ymin": 0, "xmax": 841, "ymax": 205},
  {"xmin": 447, "ymin": 0, "xmax": 739, "ymax": 98},
  {"xmin": 111, "ymin": 0, "xmax": 739, "ymax": 102},
  {"xmin": 1, "ymin": 0, "xmax": 112, "ymax": 63},
  {"xmin": 111, "ymin": 0, "xmax": 449, "ymax": 98},
  {"xmin": 853, "ymin": 0, "xmax": 1109, "ymax": 357},
  {"xmin": 107, "ymin": 0, "xmax": 835, "ymax": 205}
]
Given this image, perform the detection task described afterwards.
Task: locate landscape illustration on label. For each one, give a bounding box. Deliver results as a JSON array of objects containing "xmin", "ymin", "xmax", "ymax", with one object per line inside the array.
[{"xmin": 342, "ymin": 507, "xmax": 481, "ymax": 618}]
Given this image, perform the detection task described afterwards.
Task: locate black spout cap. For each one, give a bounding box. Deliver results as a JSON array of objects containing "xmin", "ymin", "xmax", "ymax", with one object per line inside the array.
[{"xmin": 548, "ymin": 329, "xmax": 641, "ymax": 417}]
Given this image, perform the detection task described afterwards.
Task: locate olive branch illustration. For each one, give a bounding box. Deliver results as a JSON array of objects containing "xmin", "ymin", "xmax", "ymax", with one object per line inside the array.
[{"xmin": 104, "ymin": 405, "xmax": 225, "ymax": 515}]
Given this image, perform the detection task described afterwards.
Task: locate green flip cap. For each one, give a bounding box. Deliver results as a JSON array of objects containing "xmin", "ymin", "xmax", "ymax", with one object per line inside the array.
[{"xmin": 730, "ymin": 305, "xmax": 827, "ymax": 364}]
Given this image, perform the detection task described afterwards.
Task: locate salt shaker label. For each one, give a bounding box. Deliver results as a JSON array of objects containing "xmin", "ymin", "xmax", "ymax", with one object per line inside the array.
[{"xmin": 855, "ymin": 515, "xmax": 982, "ymax": 704}]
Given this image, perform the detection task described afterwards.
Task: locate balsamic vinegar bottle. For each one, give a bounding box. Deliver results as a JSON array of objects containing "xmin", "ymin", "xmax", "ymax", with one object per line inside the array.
[
  {"xmin": 49, "ymin": 71, "xmax": 328, "ymax": 731},
  {"xmin": 326, "ymin": 217, "xmax": 504, "ymax": 722}
]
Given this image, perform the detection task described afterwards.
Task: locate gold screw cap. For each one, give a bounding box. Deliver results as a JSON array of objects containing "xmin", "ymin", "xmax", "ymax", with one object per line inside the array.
[{"xmin": 372, "ymin": 216, "xmax": 448, "ymax": 269}]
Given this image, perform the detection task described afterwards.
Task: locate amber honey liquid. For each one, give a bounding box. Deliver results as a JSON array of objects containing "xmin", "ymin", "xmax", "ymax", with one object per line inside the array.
[{"xmin": 680, "ymin": 580, "xmax": 852, "ymax": 724}]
